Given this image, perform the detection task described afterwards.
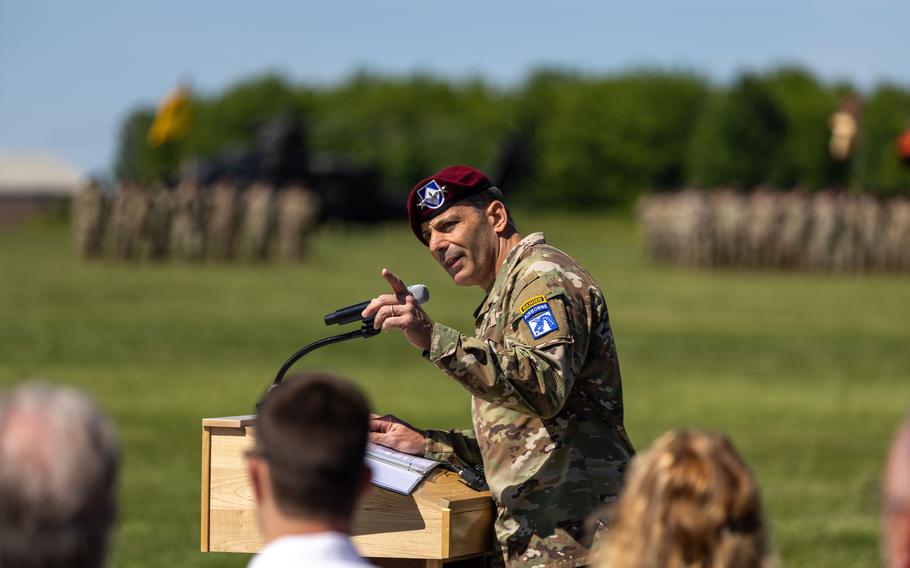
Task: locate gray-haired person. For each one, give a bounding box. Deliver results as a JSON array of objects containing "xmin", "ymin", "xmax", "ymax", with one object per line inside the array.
[{"xmin": 0, "ymin": 382, "xmax": 120, "ymax": 568}]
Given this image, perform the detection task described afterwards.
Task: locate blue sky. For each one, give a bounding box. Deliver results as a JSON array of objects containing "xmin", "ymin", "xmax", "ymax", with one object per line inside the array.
[{"xmin": 1, "ymin": 0, "xmax": 908, "ymax": 175}]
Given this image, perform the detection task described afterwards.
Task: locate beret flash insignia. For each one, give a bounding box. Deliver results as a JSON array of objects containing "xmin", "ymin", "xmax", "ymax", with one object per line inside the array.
[{"xmin": 416, "ymin": 180, "xmax": 446, "ymax": 209}]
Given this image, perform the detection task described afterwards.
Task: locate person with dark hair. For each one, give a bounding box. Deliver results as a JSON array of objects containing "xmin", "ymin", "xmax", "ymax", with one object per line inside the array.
[
  {"xmin": 0, "ymin": 382, "xmax": 120, "ymax": 568},
  {"xmin": 246, "ymin": 372, "xmax": 374, "ymax": 568},
  {"xmin": 883, "ymin": 412, "xmax": 910, "ymax": 568},
  {"xmin": 363, "ymin": 165, "xmax": 634, "ymax": 567}
]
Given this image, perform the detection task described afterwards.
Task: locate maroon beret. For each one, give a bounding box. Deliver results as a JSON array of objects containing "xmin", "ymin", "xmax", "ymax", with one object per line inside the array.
[{"xmin": 407, "ymin": 165, "xmax": 494, "ymax": 245}]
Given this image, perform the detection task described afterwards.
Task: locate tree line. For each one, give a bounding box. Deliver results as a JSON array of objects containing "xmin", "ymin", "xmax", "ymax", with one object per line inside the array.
[{"xmin": 115, "ymin": 67, "xmax": 910, "ymax": 210}]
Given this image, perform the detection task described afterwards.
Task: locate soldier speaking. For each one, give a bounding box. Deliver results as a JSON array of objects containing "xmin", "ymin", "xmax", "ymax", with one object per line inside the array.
[{"xmin": 364, "ymin": 165, "xmax": 635, "ymax": 568}]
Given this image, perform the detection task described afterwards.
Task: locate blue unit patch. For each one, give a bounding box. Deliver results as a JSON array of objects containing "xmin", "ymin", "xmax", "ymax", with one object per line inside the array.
[
  {"xmin": 416, "ymin": 179, "xmax": 446, "ymax": 209},
  {"xmin": 522, "ymin": 302, "xmax": 559, "ymax": 340}
]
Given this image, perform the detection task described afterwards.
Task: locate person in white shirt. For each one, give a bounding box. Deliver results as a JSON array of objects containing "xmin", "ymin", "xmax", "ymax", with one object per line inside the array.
[{"xmin": 247, "ymin": 372, "xmax": 374, "ymax": 568}]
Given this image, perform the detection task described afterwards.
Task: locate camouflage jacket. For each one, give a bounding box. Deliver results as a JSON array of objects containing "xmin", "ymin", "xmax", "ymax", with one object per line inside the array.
[{"xmin": 423, "ymin": 232, "xmax": 635, "ymax": 568}]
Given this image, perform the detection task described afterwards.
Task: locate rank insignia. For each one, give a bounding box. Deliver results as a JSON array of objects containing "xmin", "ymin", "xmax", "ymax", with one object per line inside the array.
[
  {"xmin": 416, "ymin": 179, "xmax": 446, "ymax": 209},
  {"xmin": 519, "ymin": 295, "xmax": 559, "ymax": 339}
]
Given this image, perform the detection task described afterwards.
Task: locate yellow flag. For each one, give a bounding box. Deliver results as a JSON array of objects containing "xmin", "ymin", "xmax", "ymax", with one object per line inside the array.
[{"xmin": 147, "ymin": 84, "xmax": 192, "ymax": 147}]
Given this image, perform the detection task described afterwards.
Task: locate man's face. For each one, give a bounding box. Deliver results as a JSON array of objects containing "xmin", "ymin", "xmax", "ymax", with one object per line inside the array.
[
  {"xmin": 883, "ymin": 426, "xmax": 910, "ymax": 568},
  {"xmin": 883, "ymin": 503, "xmax": 910, "ymax": 568},
  {"xmin": 421, "ymin": 204, "xmax": 498, "ymax": 288}
]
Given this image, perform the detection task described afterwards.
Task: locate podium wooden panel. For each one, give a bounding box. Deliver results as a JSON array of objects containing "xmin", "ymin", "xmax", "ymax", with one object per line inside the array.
[{"xmin": 201, "ymin": 416, "xmax": 494, "ymax": 567}]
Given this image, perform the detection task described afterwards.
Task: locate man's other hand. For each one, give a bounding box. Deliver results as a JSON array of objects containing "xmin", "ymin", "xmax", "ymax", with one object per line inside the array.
[
  {"xmin": 361, "ymin": 268, "xmax": 434, "ymax": 351},
  {"xmin": 368, "ymin": 413, "xmax": 426, "ymax": 456}
]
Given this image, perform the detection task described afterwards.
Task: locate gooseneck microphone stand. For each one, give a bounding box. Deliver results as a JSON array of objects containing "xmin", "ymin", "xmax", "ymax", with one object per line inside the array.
[
  {"xmin": 256, "ymin": 318, "xmax": 379, "ymax": 409},
  {"xmin": 256, "ymin": 284, "xmax": 429, "ymax": 409},
  {"xmin": 253, "ymin": 288, "xmax": 487, "ymax": 491}
]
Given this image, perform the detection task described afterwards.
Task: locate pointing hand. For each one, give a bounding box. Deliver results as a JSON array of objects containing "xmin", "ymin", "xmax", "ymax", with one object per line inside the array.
[{"xmin": 361, "ymin": 268, "xmax": 434, "ymax": 351}]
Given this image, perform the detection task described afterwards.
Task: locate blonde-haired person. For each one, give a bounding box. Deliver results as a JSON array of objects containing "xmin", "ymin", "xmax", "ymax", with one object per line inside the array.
[{"xmin": 593, "ymin": 431, "xmax": 777, "ymax": 568}]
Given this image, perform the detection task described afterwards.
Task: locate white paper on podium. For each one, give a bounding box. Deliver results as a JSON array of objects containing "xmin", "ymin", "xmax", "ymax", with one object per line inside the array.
[{"xmin": 366, "ymin": 443, "xmax": 441, "ymax": 495}]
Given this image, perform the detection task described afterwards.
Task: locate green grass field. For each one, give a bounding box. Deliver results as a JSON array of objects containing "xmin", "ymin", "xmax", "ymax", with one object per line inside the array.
[{"xmin": 1, "ymin": 212, "xmax": 908, "ymax": 567}]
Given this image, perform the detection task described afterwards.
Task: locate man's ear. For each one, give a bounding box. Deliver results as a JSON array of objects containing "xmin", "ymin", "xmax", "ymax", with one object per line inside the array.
[
  {"xmin": 486, "ymin": 200, "xmax": 509, "ymax": 235},
  {"xmin": 248, "ymin": 457, "xmax": 265, "ymax": 503}
]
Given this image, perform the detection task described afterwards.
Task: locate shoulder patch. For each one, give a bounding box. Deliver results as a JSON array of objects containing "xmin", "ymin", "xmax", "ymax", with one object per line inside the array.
[
  {"xmin": 519, "ymin": 295, "xmax": 547, "ymax": 313},
  {"xmin": 520, "ymin": 295, "xmax": 559, "ymax": 339}
]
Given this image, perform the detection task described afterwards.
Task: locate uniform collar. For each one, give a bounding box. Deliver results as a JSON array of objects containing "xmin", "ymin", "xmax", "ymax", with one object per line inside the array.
[{"xmin": 473, "ymin": 232, "xmax": 547, "ymax": 319}]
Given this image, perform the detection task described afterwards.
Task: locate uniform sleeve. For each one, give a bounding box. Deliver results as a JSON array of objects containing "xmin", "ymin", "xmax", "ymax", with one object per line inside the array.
[
  {"xmin": 423, "ymin": 428, "xmax": 484, "ymax": 466},
  {"xmin": 424, "ymin": 277, "xmax": 588, "ymax": 419}
]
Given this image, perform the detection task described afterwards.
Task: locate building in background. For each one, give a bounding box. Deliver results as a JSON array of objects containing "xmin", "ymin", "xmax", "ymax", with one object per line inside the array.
[{"xmin": 0, "ymin": 154, "xmax": 84, "ymax": 225}]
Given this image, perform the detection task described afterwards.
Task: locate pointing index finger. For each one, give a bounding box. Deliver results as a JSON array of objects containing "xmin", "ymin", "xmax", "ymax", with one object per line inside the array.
[{"xmin": 381, "ymin": 268, "xmax": 408, "ymax": 295}]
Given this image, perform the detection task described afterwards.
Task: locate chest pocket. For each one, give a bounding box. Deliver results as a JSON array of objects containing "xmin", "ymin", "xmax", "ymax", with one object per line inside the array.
[{"xmin": 508, "ymin": 283, "xmax": 574, "ymax": 348}]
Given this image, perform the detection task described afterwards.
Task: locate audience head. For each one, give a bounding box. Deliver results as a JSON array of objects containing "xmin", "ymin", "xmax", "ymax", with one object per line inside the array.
[
  {"xmin": 883, "ymin": 412, "xmax": 910, "ymax": 568},
  {"xmin": 0, "ymin": 382, "xmax": 120, "ymax": 568},
  {"xmin": 249, "ymin": 372, "xmax": 371, "ymax": 534},
  {"xmin": 595, "ymin": 430, "xmax": 773, "ymax": 568}
]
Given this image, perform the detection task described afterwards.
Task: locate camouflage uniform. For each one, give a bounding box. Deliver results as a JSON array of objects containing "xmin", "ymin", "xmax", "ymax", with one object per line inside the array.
[
  {"xmin": 72, "ymin": 180, "xmax": 107, "ymax": 259},
  {"xmin": 423, "ymin": 232, "xmax": 635, "ymax": 568}
]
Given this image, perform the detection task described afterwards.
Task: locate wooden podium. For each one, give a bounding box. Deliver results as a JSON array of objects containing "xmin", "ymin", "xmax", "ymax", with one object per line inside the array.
[{"xmin": 201, "ymin": 416, "xmax": 495, "ymax": 567}]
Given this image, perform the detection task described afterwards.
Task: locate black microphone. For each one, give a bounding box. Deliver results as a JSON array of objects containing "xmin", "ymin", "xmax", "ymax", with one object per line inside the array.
[{"xmin": 323, "ymin": 284, "xmax": 430, "ymax": 326}]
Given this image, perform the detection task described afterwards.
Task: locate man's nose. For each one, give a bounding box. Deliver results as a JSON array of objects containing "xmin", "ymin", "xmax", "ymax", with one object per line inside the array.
[{"xmin": 429, "ymin": 232, "xmax": 446, "ymax": 255}]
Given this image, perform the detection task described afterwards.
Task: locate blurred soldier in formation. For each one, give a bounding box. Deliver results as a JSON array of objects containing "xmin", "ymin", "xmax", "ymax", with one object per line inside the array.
[
  {"xmin": 857, "ymin": 195, "xmax": 885, "ymax": 271},
  {"xmin": 276, "ymin": 185, "xmax": 319, "ymax": 262},
  {"xmin": 244, "ymin": 182, "xmax": 276, "ymax": 261},
  {"xmin": 832, "ymin": 195, "xmax": 862, "ymax": 273},
  {"xmin": 710, "ymin": 189, "xmax": 747, "ymax": 267},
  {"xmin": 688, "ymin": 190, "xmax": 713, "ymax": 267},
  {"xmin": 172, "ymin": 179, "xmax": 208, "ymax": 262},
  {"xmin": 804, "ymin": 191, "xmax": 841, "ymax": 271},
  {"xmin": 833, "ymin": 194, "xmax": 884, "ymax": 273},
  {"xmin": 208, "ymin": 181, "xmax": 242, "ymax": 261},
  {"xmin": 144, "ymin": 183, "xmax": 174, "ymax": 261},
  {"xmin": 674, "ymin": 189, "xmax": 711, "ymax": 267},
  {"xmin": 110, "ymin": 182, "xmax": 149, "ymax": 261},
  {"xmin": 72, "ymin": 179, "xmax": 107, "ymax": 259},
  {"xmin": 773, "ymin": 190, "xmax": 811, "ymax": 269},
  {"xmin": 882, "ymin": 197, "xmax": 910, "ymax": 272},
  {"xmin": 744, "ymin": 188, "xmax": 780, "ymax": 268},
  {"xmin": 637, "ymin": 193, "xmax": 671, "ymax": 263}
]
